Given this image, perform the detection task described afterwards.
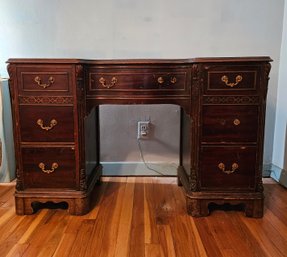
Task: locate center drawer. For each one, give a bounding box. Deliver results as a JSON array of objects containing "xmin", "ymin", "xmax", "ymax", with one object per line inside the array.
[
  {"xmin": 19, "ymin": 106, "xmax": 75, "ymax": 142},
  {"xmin": 87, "ymin": 67, "xmax": 190, "ymax": 95},
  {"xmin": 21, "ymin": 147, "xmax": 76, "ymax": 189}
]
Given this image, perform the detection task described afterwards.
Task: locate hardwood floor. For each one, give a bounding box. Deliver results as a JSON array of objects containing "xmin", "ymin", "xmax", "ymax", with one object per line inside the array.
[{"xmin": 0, "ymin": 177, "xmax": 286, "ymax": 257}]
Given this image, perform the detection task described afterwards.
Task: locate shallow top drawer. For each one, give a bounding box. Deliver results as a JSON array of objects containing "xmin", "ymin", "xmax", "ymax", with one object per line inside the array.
[
  {"xmin": 204, "ymin": 65, "xmax": 260, "ymax": 94},
  {"xmin": 87, "ymin": 67, "xmax": 190, "ymax": 95},
  {"xmin": 16, "ymin": 66, "xmax": 73, "ymax": 95}
]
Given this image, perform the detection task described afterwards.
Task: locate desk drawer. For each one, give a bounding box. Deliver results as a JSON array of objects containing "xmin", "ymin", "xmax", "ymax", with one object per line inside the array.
[
  {"xmin": 88, "ymin": 67, "xmax": 189, "ymax": 95},
  {"xmin": 200, "ymin": 146, "xmax": 256, "ymax": 190},
  {"xmin": 202, "ymin": 105, "xmax": 258, "ymax": 142},
  {"xmin": 204, "ymin": 65, "xmax": 260, "ymax": 94},
  {"xmin": 19, "ymin": 106, "xmax": 74, "ymax": 142},
  {"xmin": 17, "ymin": 66, "xmax": 72, "ymax": 94},
  {"xmin": 22, "ymin": 147, "xmax": 76, "ymax": 189}
]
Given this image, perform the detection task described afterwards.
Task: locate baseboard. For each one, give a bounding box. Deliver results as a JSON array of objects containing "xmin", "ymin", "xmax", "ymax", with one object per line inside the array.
[
  {"xmin": 101, "ymin": 162, "xmax": 287, "ymax": 187},
  {"xmin": 263, "ymin": 163, "xmax": 272, "ymax": 177},
  {"xmin": 101, "ymin": 162, "xmax": 178, "ymax": 176},
  {"xmin": 264, "ymin": 163, "xmax": 287, "ymax": 188}
]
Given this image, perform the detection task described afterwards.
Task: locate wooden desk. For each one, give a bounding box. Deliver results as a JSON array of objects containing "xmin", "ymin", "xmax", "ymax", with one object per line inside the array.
[{"xmin": 7, "ymin": 57, "xmax": 272, "ymax": 217}]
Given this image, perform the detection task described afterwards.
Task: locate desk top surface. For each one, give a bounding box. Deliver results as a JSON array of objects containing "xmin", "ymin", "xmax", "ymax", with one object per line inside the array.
[{"xmin": 7, "ymin": 56, "xmax": 272, "ymax": 65}]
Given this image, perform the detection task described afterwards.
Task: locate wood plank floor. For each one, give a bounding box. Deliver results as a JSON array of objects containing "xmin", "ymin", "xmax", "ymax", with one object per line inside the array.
[{"xmin": 0, "ymin": 177, "xmax": 286, "ymax": 257}]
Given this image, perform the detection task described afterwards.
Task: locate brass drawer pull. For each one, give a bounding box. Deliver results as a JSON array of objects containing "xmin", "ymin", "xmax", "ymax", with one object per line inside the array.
[
  {"xmin": 37, "ymin": 119, "xmax": 57, "ymax": 131},
  {"xmin": 38, "ymin": 162, "xmax": 58, "ymax": 174},
  {"xmin": 157, "ymin": 76, "xmax": 177, "ymax": 85},
  {"xmin": 218, "ymin": 162, "xmax": 239, "ymax": 174},
  {"xmin": 34, "ymin": 76, "xmax": 55, "ymax": 89},
  {"xmin": 233, "ymin": 119, "xmax": 241, "ymax": 126},
  {"xmin": 221, "ymin": 75, "xmax": 243, "ymax": 88},
  {"xmin": 170, "ymin": 76, "xmax": 177, "ymax": 84},
  {"xmin": 99, "ymin": 77, "xmax": 117, "ymax": 89}
]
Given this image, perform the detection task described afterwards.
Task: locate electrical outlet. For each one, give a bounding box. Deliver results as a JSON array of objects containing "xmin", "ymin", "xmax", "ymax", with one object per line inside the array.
[{"xmin": 137, "ymin": 121, "xmax": 150, "ymax": 139}]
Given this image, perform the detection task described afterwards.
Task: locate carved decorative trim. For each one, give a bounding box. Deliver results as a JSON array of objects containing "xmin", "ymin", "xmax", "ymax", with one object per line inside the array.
[
  {"xmin": 16, "ymin": 168, "xmax": 24, "ymax": 191},
  {"xmin": 203, "ymin": 95, "xmax": 259, "ymax": 105},
  {"xmin": 191, "ymin": 64, "xmax": 200, "ymax": 100},
  {"xmin": 263, "ymin": 63, "xmax": 272, "ymax": 100},
  {"xmin": 7, "ymin": 64, "xmax": 14, "ymax": 82},
  {"xmin": 256, "ymin": 166, "xmax": 264, "ymax": 192},
  {"xmin": 75, "ymin": 64, "xmax": 85, "ymax": 100},
  {"xmin": 190, "ymin": 63, "xmax": 200, "ymax": 191},
  {"xmin": 255, "ymin": 163, "xmax": 264, "ymax": 193},
  {"xmin": 256, "ymin": 179, "xmax": 264, "ymax": 193},
  {"xmin": 76, "ymin": 65, "xmax": 84, "ymax": 81},
  {"xmin": 189, "ymin": 169, "xmax": 198, "ymax": 191},
  {"xmin": 264, "ymin": 63, "xmax": 271, "ymax": 81},
  {"xmin": 19, "ymin": 96, "xmax": 73, "ymax": 105},
  {"xmin": 80, "ymin": 168, "xmax": 87, "ymax": 191}
]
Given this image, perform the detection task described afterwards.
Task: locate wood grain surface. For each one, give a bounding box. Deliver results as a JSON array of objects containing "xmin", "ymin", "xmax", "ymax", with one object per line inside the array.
[{"xmin": 0, "ymin": 177, "xmax": 286, "ymax": 257}]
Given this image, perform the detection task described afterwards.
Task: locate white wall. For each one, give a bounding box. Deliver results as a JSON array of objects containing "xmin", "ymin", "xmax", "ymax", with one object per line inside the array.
[
  {"xmin": 0, "ymin": 0, "xmax": 285, "ymax": 173},
  {"xmin": 0, "ymin": 79, "xmax": 16, "ymax": 182},
  {"xmin": 100, "ymin": 104, "xmax": 180, "ymax": 175},
  {"xmin": 272, "ymin": 0, "xmax": 287, "ymax": 185}
]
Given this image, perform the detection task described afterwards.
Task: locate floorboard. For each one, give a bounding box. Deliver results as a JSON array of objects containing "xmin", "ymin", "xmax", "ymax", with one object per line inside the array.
[{"xmin": 0, "ymin": 177, "xmax": 286, "ymax": 257}]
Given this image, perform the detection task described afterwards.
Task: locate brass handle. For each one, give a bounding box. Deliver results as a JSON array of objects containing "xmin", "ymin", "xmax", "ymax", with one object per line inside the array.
[
  {"xmin": 170, "ymin": 77, "xmax": 177, "ymax": 84},
  {"xmin": 233, "ymin": 119, "xmax": 241, "ymax": 126},
  {"xmin": 157, "ymin": 76, "xmax": 177, "ymax": 84},
  {"xmin": 34, "ymin": 76, "xmax": 55, "ymax": 89},
  {"xmin": 99, "ymin": 77, "xmax": 117, "ymax": 89},
  {"xmin": 38, "ymin": 162, "xmax": 58, "ymax": 174},
  {"xmin": 221, "ymin": 75, "xmax": 243, "ymax": 87},
  {"xmin": 37, "ymin": 119, "xmax": 57, "ymax": 131},
  {"xmin": 218, "ymin": 162, "xmax": 239, "ymax": 174}
]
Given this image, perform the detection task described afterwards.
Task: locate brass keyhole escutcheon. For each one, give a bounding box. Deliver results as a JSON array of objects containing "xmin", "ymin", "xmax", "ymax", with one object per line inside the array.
[
  {"xmin": 233, "ymin": 119, "xmax": 241, "ymax": 126},
  {"xmin": 157, "ymin": 77, "xmax": 164, "ymax": 84}
]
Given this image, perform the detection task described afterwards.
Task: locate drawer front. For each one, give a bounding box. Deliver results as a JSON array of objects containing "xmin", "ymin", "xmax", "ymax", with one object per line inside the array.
[
  {"xmin": 22, "ymin": 147, "xmax": 76, "ymax": 189},
  {"xmin": 19, "ymin": 106, "xmax": 74, "ymax": 142},
  {"xmin": 202, "ymin": 105, "xmax": 258, "ymax": 142},
  {"xmin": 87, "ymin": 67, "xmax": 189, "ymax": 95},
  {"xmin": 17, "ymin": 66, "xmax": 72, "ymax": 94},
  {"xmin": 200, "ymin": 146, "xmax": 256, "ymax": 190},
  {"xmin": 204, "ymin": 65, "xmax": 260, "ymax": 94}
]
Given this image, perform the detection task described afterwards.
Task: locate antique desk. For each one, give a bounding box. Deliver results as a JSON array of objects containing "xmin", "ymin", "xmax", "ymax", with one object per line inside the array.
[{"xmin": 7, "ymin": 57, "xmax": 272, "ymax": 217}]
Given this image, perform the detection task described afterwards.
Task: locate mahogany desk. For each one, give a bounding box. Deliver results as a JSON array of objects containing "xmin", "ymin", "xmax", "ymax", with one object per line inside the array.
[{"xmin": 7, "ymin": 57, "xmax": 272, "ymax": 217}]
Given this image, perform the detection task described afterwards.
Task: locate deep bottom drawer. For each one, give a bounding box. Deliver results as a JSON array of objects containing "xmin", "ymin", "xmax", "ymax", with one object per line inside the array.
[
  {"xmin": 21, "ymin": 147, "xmax": 76, "ymax": 189},
  {"xmin": 200, "ymin": 146, "xmax": 257, "ymax": 190}
]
